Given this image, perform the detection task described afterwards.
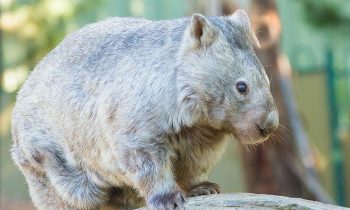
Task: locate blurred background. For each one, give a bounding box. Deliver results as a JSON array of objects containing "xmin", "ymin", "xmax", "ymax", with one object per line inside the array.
[{"xmin": 1, "ymin": 0, "xmax": 350, "ymax": 209}]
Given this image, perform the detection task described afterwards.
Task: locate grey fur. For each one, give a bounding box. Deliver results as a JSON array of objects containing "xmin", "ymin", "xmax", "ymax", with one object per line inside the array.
[{"xmin": 11, "ymin": 10, "xmax": 278, "ymax": 210}]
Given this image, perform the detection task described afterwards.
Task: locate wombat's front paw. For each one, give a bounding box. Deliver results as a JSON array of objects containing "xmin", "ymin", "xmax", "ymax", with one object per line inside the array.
[
  {"xmin": 188, "ymin": 181, "xmax": 221, "ymax": 197},
  {"xmin": 147, "ymin": 191, "xmax": 186, "ymax": 210}
]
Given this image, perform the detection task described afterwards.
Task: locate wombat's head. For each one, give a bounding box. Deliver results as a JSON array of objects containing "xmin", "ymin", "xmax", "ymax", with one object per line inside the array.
[{"xmin": 177, "ymin": 10, "xmax": 278, "ymax": 144}]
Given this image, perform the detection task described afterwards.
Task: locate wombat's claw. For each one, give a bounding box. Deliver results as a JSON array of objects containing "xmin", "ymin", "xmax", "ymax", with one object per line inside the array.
[
  {"xmin": 188, "ymin": 181, "xmax": 221, "ymax": 197},
  {"xmin": 148, "ymin": 191, "xmax": 186, "ymax": 210}
]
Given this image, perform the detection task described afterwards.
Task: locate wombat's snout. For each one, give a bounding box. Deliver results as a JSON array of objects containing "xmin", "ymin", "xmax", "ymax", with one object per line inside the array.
[{"xmin": 256, "ymin": 110, "xmax": 279, "ymax": 137}]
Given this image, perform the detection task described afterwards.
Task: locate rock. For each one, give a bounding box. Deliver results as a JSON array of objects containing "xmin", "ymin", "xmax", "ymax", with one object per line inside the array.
[{"xmin": 138, "ymin": 193, "xmax": 348, "ymax": 210}]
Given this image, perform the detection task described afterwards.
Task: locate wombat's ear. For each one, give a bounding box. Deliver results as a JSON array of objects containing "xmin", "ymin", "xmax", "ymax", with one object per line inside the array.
[
  {"xmin": 184, "ymin": 13, "xmax": 218, "ymax": 49},
  {"xmin": 230, "ymin": 9, "xmax": 250, "ymax": 28},
  {"xmin": 230, "ymin": 9, "xmax": 260, "ymax": 48}
]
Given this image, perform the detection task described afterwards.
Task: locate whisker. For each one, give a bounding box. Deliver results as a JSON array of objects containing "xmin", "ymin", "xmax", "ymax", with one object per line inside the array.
[
  {"xmin": 273, "ymin": 132, "xmax": 286, "ymax": 141},
  {"xmin": 276, "ymin": 129, "xmax": 292, "ymax": 140},
  {"xmin": 278, "ymin": 123, "xmax": 290, "ymax": 130},
  {"xmin": 269, "ymin": 133, "xmax": 280, "ymax": 144}
]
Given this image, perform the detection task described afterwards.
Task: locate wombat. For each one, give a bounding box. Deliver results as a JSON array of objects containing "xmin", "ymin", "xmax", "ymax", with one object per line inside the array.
[{"xmin": 11, "ymin": 9, "xmax": 278, "ymax": 210}]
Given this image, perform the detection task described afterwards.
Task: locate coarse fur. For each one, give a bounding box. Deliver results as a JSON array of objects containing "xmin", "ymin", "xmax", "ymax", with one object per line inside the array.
[{"xmin": 11, "ymin": 10, "xmax": 278, "ymax": 210}]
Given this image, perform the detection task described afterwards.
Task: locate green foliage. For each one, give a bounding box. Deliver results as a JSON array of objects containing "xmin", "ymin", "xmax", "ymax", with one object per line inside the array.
[
  {"xmin": 3, "ymin": 0, "xmax": 103, "ymax": 72},
  {"xmin": 299, "ymin": 0, "xmax": 350, "ymax": 28}
]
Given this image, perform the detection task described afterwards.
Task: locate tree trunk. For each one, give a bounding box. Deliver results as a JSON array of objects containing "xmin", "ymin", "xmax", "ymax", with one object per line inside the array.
[{"xmin": 240, "ymin": 0, "xmax": 305, "ymax": 197}]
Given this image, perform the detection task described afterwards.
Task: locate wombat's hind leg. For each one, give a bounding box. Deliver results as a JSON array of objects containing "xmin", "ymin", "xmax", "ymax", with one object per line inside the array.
[
  {"xmin": 11, "ymin": 146, "xmax": 72, "ymax": 209},
  {"xmin": 23, "ymin": 169, "xmax": 72, "ymax": 210},
  {"xmin": 44, "ymin": 149, "xmax": 109, "ymax": 209}
]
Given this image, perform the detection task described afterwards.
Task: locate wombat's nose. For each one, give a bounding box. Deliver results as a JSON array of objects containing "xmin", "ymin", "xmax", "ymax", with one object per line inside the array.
[{"xmin": 257, "ymin": 111, "xmax": 279, "ymax": 137}]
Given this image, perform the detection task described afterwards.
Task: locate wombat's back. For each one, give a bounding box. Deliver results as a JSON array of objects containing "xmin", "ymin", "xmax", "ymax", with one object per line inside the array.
[
  {"xmin": 19, "ymin": 16, "xmax": 187, "ymax": 90},
  {"xmin": 14, "ymin": 16, "xmax": 188, "ymax": 116}
]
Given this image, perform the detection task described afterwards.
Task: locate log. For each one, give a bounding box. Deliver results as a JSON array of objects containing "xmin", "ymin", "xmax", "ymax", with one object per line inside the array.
[{"xmin": 138, "ymin": 193, "xmax": 348, "ymax": 210}]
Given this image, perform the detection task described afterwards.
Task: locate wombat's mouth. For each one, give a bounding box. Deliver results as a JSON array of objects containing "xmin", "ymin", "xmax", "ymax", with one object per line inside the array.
[
  {"xmin": 232, "ymin": 126, "xmax": 272, "ymax": 145},
  {"xmin": 230, "ymin": 110, "xmax": 279, "ymax": 145}
]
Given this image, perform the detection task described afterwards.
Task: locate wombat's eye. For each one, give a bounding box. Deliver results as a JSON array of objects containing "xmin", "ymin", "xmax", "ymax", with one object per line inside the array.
[{"xmin": 236, "ymin": 81, "xmax": 248, "ymax": 94}]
